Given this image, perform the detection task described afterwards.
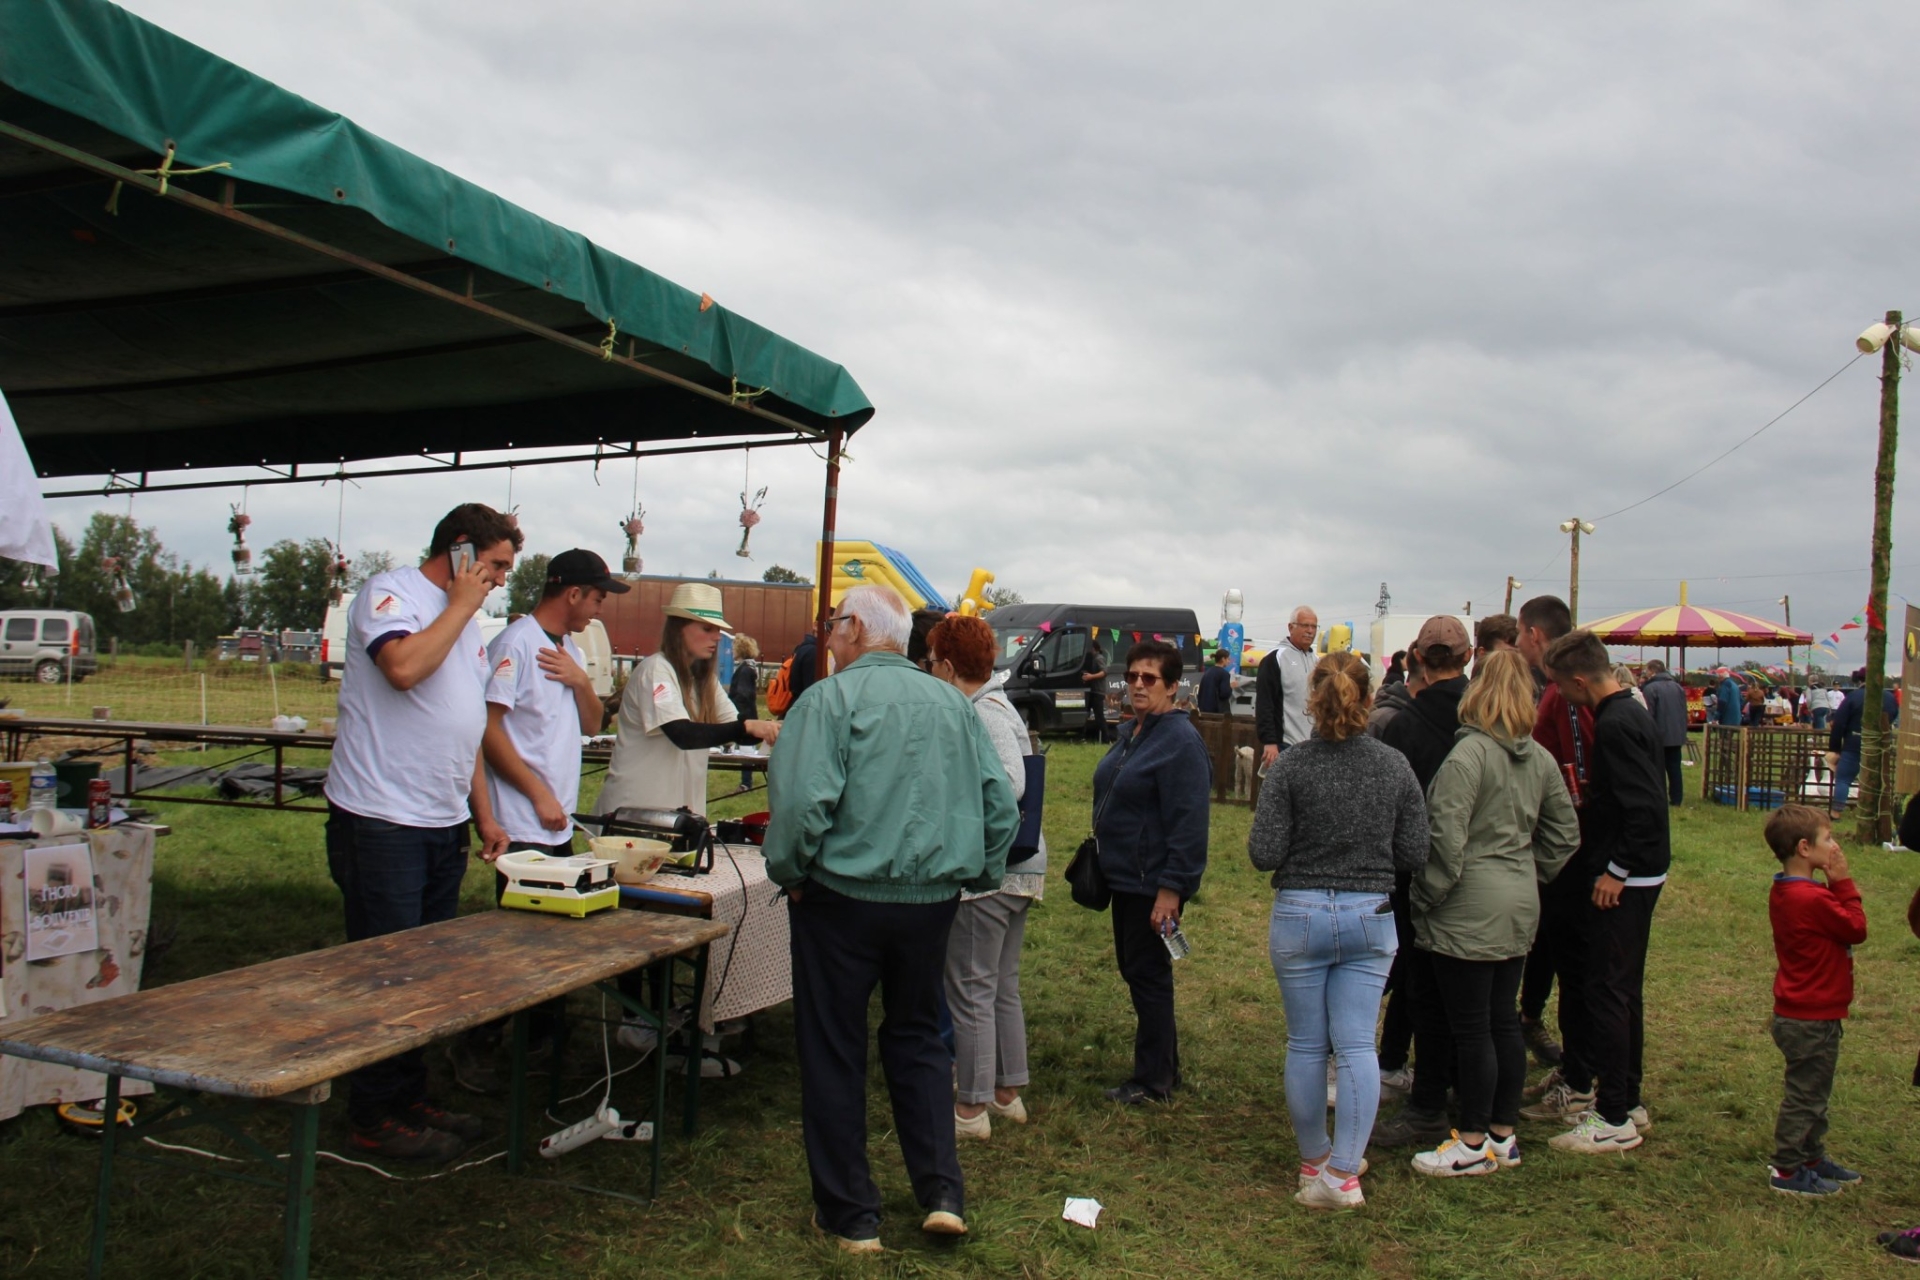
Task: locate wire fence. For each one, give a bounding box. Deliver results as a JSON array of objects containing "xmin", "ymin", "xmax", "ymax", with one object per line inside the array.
[{"xmin": 0, "ymin": 655, "xmax": 340, "ymax": 727}]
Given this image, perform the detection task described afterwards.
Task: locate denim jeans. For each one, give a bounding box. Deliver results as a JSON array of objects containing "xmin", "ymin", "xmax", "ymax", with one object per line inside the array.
[
  {"xmin": 1269, "ymin": 890, "xmax": 1398, "ymax": 1173},
  {"xmin": 1833, "ymin": 748, "xmax": 1862, "ymax": 812},
  {"xmin": 325, "ymin": 804, "xmax": 469, "ymax": 1127}
]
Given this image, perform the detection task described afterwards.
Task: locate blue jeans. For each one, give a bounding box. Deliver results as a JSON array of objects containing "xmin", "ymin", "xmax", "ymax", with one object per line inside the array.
[
  {"xmin": 1833, "ymin": 748, "xmax": 1862, "ymax": 812},
  {"xmin": 1269, "ymin": 890, "xmax": 1398, "ymax": 1173},
  {"xmin": 325, "ymin": 804, "xmax": 469, "ymax": 1126}
]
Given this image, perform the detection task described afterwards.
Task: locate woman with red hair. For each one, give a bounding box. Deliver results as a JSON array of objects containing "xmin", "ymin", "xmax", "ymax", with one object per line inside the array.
[{"xmin": 928, "ymin": 614, "xmax": 1044, "ymax": 1141}]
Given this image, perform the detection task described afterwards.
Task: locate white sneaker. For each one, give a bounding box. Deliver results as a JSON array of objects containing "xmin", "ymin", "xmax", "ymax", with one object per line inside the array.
[
  {"xmin": 1412, "ymin": 1132, "xmax": 1497, "ymax": 1178},
  {"xmin": 1294, "ymin": 1171, "xmax": 1364, "ymax": 1210},
  {"xmin": 615, "ymin": 1018, "xmax": 660, "ymax": 1054},
  {"xmin": 1628, "ymin": 1105, "xmax": 1651, "ymax": 1133},
  {"xmin": 1298, "ymin": 1155, "xmax": 1369, "ymax": 1189},
  {"xmin": 1519, "ymin": 1080, "xmax": 1595, "ymax": 1123},
  {"xmin": 1549, "ymin": 1111, "xmax": 1643, "ymax": 1154},
  {"xmin": 1379, "ymin": 1066, "xmax": 1414, "ymax": 1095},
  {"xmin": 985, "ymin": 1095, "xmax": 1028, "ymax": 1124},
  {"xmin": 1486, "ymin": 1133, "xmax": 1522, "ymax": 1167},
  {"xmin": 954, "ymin": 1108, "xmax": 991, "ymax": 1141}
]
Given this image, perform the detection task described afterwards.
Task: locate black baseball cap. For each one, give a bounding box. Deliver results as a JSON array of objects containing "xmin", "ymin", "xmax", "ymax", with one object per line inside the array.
[{"xmin": 546, "ymin": 548, "xmax": 630, "ymax": 594}]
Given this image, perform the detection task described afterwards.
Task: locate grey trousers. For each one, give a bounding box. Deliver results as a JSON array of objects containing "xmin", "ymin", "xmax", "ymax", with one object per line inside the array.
[
  {"xmin": 1771, "ymin": 1014, "xmax": 1842, "ymax": 1170},
  {"xmin": 944, "ymin": 892, "xmax": 1033, "ymax": 1105}
]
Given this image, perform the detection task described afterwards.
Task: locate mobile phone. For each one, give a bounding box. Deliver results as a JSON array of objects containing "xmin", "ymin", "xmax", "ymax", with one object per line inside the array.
[{"xmin": 449, "ymin": 541, "xmax": 475, "ymax": 575}]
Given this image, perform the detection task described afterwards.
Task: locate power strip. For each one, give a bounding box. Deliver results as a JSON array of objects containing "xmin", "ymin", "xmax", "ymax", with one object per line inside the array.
[{"xmin": 539, "ymin": 1105, "xmax": 653, "ymax": 1158}]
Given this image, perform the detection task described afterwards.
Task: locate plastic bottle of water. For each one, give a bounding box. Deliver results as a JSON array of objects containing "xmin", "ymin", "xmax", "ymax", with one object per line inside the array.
[{"xmin": 28, "ymin": 758, "xmax": 58, "ymax": 812}]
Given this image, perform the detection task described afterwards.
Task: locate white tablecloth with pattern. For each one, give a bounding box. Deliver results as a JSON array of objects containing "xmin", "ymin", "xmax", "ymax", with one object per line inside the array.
[
  {"xmin": 655, "ymin": 843, "xmax": 789, "ymax": 1033},
  {"xmin": 0, "ymin": 826, "xmax": 156, "ymax": 1119}
]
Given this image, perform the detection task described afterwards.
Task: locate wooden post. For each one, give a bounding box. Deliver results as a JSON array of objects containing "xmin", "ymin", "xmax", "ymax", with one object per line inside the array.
[
  {"xmin": 1568, "ymin": 530, "xmax": 1581, "ymax": 625},
  {"xmin": 1857, "ymin": 310, "xmax": 1901, "ymax": 844},
  {"xmin": 812, "ymin": 426, "xmax": 845, "ymax": 682},
  {"xmin": 183, "ymin": 639, "xmax": 194, "ymax": 671}
]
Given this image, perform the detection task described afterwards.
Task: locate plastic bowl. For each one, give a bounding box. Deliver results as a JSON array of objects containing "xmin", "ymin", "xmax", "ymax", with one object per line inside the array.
[{"xmin": 588, "ymin": 835, "xmax": 672, "ymax": 885}]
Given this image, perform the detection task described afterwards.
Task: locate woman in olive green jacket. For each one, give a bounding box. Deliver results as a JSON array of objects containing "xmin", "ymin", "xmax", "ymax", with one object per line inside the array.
[{"xmin": 1406, "ymin": 650, "xmax": 1580, "ymax": 1178}]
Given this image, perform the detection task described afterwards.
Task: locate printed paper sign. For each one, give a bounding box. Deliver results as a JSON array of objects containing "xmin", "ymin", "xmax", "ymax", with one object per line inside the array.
[{"xmin": 25, "ymin": 842, "xmax": 98, "ymax": 960}]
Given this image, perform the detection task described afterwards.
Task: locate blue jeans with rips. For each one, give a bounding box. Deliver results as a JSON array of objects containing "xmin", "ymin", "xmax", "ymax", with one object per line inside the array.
[
  {"xmin": 325, "ymin": 804, "xmax": 469, "ymax": 1127},
  {"xmin": 1269, "ymin": 889, "xmax": 1398, "ymax": 1174}
]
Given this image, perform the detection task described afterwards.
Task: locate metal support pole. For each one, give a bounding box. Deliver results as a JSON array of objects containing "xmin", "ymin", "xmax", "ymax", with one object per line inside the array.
[
  {"xmin": 280, "ymin": 1103, "xmax": 319, "ymax": 1280},
  {"xmin": 1858, "ymin": 309, "xmax": 1902, "ymax": 844},
  {"xmin": 87, "ymin": 1075, "xmax": 123, "ymax": 1279},
  {"xmin": 812, "ymin": 427, "xmax": 845, "ymax": 681}
]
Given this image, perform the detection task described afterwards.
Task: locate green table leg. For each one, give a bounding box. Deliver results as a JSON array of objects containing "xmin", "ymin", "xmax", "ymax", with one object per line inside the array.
[
  {"xmin": 280, "ymin": 1103, "xmax": 319, "ymax": 1280},
  {"xmin": 651, "ymin": 960, "xmax": 668, "ymax": 1202},
  {"xmin": 507, "ymin": 1009, "xmax": 530, "ymax": 1176},
  {"xmin": 87, "ymin": 1074, "xmax": 122, "ymax": 1280},
  {"xmin": 684, "ymin": 945, "xmax": 710, "ymax": 1138}
]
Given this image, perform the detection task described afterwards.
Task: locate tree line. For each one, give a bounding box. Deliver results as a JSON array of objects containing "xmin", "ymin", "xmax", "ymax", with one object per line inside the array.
[{"xmin": 0, "ymin": 513, "xmax": 394, "ymax": 650}]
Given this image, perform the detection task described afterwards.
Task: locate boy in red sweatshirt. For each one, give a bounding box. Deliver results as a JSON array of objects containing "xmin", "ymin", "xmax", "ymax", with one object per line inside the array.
[{"xmin": 1765, "ymin": 803, "xmax": 1866, "ymax": 1197}]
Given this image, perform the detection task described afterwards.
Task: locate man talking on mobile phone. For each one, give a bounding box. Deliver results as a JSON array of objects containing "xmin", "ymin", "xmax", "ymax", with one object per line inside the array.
[{"xmin": 323, "ymin": 502, "xmax": 522, "ymax": 1162}]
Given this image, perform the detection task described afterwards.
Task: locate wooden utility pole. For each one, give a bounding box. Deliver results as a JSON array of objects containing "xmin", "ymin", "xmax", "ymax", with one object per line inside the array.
[
  {"xmin": 1561, "ymin": 519, "xmax": 1594, "ymax": 625},
  {"xmin": 1857, "ymin": 310, "xmax": 1901, "ymax": 843},
  {"xmin": 1504, "ymin": 576, "xmax": 1520, "ymax": 614},
  {"xmin": 1781, "ymin": 595, "xmax": 1792, "ymax": 686}
]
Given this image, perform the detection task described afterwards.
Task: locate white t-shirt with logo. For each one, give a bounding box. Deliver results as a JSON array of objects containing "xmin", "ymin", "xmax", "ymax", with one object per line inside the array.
[
  {"xmin": 325, "ymin": 566, "xmax": 491, "ymax": 828},
  {"xmin": 484, "ymin": 615, "xmax": 586, "ymax": 846},
  {"xmin": 596, "ymin": 652, "xmax": 737, "ymax": 817}
]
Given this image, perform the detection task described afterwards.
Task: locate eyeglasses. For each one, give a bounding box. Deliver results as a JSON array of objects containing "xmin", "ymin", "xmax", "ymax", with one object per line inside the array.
[
  {"xmin": 1124, "ymin": 671, "xmax": 1164, "ymax": 686},
  {"xmin": 826, "ymin": 615, "xmax": 853, "ymax": 630}
]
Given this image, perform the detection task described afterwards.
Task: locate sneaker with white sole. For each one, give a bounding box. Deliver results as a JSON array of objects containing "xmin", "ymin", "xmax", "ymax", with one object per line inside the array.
[
  {"xmin": 1294, "ymin": 1171, "xmax": 1365, "ymax": 1210},
  {"xmin": 1486, "ymin": 1133, "xmax": 1522, "ymax": 1167},
  {"xmin": 985, "ymin": 1095, "xmax": 1028, "ymax": 1124},
  {"xmin": 1519, "ymin": 1080, "xmax": 1595, "ymax": 1123},
  {"xmin": 1379, "ymin": 1066, "xmax": 1414, "ymax": 1095},
  {"xmin": 1628, "ymin": 1105, "xmax": 1652, "ymax": 1133},
  {"xmin": 1521, "ymin": 1067, "xmax": 1564, "ymax": 1101},
  {"xmin": 1804, "ymin": 1156, "xmax": 1860, "ymax": 1186},
  {"xmin": 954, "ymin": 1108, "xmax": 990, "ymax": 1141},
  {"xmin": 1298, "ymin": 1155, "xmax": 1369, "ymax": 1189},
  {"xmin": 1413, "ymin": 1132, "xmax": 1498, "ymax": 1178},
  {"xmin": 1548, "ymin": 1111, "xmax": 1643, "ymax": 1154},
  {"xmin": 1770, "ymin": 1164, "xmax": 1842, "ymax": 1197}
]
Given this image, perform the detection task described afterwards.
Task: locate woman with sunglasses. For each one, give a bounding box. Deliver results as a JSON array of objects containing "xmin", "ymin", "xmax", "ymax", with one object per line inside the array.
[{"xmin": 1090, "ymin": 639, "xmax": 1212, "ymax": 1105}]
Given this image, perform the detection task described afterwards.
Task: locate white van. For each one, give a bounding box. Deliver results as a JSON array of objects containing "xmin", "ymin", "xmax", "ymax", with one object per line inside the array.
[{"xmin": 321, "ymin": 592, "xmax": 611, "ymax": 696}]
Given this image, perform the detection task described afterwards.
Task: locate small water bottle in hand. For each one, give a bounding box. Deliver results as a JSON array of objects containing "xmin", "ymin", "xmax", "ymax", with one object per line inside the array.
[{"xmin": 1160, "ymin": 918, "xmax": 1192, "ymax": 961}]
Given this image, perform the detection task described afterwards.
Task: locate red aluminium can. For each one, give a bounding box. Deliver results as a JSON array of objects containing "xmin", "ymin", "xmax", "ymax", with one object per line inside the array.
[
  {"xmin": 0, "ymin": 779, "xmax": 12, "ymax": 821},
  {"xmin": 87, "ymin": 777, "xmax": 112, "ymax": 828}
]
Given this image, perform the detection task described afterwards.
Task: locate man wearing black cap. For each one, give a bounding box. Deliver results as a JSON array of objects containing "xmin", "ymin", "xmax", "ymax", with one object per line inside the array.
[{"xmin": 449, "ymin": 549, "xmax": 628, "ymax": 1094}]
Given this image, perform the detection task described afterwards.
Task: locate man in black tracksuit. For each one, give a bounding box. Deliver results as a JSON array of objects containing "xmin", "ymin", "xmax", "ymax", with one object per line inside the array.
[{"xmin": 1542, "ymin": 630, "xmax": 1670, "ymax": 1153}]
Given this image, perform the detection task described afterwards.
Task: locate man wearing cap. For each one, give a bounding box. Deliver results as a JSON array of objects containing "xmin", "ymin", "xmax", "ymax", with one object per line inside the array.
[
  {"xmin": 324, "ymin": 502, "xmax": 521, "ymax": 1162},
  {"xmin": 1371, "ymin": 615, "xmax": 1473, "ymax": 1149},
  {"xmin": 763, "ymin": 584, "xmax": 1018, "ymax": 1252},
  {"xmin": 597, "ymin": 581, "xmax": 781, "ymax": 818},
  {"xmin": 449, "ymin": 549, "xmax": 627, "ymax": 1094}
]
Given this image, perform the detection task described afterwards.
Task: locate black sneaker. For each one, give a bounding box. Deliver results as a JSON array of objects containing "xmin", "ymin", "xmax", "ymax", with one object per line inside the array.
[
  {"xmin": 405, "ymin": 1100, "xmax": 485, "ymax": 1143},
  {"xmin": 921, "ymin": 1197, "xmax": 966, "ymax": 1236},
  {"xmin": 347, "ymin": 1117, "xmax": 465, "ymax": 1163},
  {"xmin": 1520, "ymin": 1016, "xmax": 1563, "ymax": 1067},
  {"xmin": 1104, "ymin": 1081, "xmax": 1170, "ymax": 1106},
  {"xmin": 1368, "ymin": 1105, "xmax": 1451, "ymax": 1148},
  {"xmin": 1878, "ymin": 1226, "xmax": 1920, "ymax": 1261}
]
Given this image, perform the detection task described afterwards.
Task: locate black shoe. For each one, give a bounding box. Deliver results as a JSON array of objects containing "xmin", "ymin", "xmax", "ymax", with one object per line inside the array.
[
  {"xmin": 921, "ymin": 1197, "xmax": 967, "ymax": 1236},
  {"xmin": 405, "ymin": 1100, "xmax": 485, "ymax": 1143},
  {"xmin": 1879, "ymin": 1228, "xmax": 1920, "ymax": 1261},
  {"xmin": 1104, "ymin": 1081, "xmax": 1170, "ymax": 1106},
  {"xmin": 1368, "ymin": 1105, "xmax": 1451, "ymax": 1148},
  {"xmin": 1520, "ymin": 1016, "xmax": 1563, "ymax": 1068},
  {"xmin": 347, "ymin": 1117, "xmax": 465, "ymax": 1163}
]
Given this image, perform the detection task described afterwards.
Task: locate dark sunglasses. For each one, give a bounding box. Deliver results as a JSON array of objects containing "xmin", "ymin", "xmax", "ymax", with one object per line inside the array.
[{"xmin": 1124, "ymin": 671, "xmax": 1164, "ymax": 686}]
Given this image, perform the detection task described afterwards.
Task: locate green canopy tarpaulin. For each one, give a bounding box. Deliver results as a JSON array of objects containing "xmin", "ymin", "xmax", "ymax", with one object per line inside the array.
[{"xmin": 0, "ymin": 0, "xmax": 874, "ymax": 485}]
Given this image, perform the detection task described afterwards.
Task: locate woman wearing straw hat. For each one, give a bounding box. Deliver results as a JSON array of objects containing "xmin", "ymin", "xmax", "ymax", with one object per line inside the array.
[{"xmin": 598, "ymin": 582, "xmax": 781, "ymax": 817}]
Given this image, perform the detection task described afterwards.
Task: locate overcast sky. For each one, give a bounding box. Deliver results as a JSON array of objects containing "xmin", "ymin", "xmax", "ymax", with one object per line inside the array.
[{"xmin": 35, "ymin": 2, "xmax": 1920, "ymax": 667}]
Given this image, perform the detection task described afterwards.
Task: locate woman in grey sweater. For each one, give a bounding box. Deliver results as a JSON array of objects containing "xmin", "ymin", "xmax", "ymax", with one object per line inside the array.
[
  {"xmin": 1248, "ymin": 651, "xmax": 1429, "ymax": 1211},
  {"xmin": 929, "ymin": 617, "xmax": 1045, "ymax": 1141}
]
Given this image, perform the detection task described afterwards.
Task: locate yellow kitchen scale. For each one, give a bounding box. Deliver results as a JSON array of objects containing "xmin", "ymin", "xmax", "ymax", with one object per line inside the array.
[{"xmin": 497, "ymin": 849, "xmax": 620, "ymax": 917}]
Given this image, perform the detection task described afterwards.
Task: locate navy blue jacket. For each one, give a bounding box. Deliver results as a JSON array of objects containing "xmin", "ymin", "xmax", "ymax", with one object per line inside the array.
[
  {"xmin": 1829, "ymin": 686, "xmax": 1901, "ymax": 756},
  {"xmin": 1091, "ymin": 711, "xmax": 1211, "ymax": 898},
  {"xmin": 1198, "ymin": 664, "xmax": 1233, "ymax": 713}
]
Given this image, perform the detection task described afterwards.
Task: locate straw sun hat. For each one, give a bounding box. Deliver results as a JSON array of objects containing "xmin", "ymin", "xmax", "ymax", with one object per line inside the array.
[{"xmin": 663, "ymin": 582, "xmax": 734, "ymax": 631}]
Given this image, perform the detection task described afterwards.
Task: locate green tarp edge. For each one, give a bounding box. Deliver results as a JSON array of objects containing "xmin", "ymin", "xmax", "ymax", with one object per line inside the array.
[{"xmin": 0, "ymin": 0, "xmax": 873, "ymax": 429}]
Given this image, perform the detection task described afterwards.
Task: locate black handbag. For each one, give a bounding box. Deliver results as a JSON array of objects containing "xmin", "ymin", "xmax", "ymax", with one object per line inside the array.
[
  {"xmin": 1010, "ymin": 752, "xmax": 1047, "ymax": 857},
  {"xmin": 1064, "ymin": 836, "xmax": 1110, "ymax": 910}
]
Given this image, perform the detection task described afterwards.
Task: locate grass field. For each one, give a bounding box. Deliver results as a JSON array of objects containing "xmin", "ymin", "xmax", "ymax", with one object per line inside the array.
[
  {"xmin": 4, "ymin": 741, "xmax": 1920, "ymax": 1278},
  {"xmin": 0, "ymin": 655, "xmax": 340, "ymax": 727}
]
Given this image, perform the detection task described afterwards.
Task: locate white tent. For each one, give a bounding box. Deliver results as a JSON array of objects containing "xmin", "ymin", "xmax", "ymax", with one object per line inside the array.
[{"xmin": 0, "ymin": 387, "xmax": 57, "ymax": 568}]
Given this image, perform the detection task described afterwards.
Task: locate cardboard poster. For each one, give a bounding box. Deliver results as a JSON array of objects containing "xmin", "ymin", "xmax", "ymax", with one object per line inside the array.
[{"xmin": 24, "ymin": 842, "xmax": 97, "ymax": 960}]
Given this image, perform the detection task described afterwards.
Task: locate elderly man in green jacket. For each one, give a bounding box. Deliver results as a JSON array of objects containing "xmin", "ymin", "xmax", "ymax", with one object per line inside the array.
[{"xmin": 764, "ymin": 583, "xmax": 1019, "ymax": 1253}]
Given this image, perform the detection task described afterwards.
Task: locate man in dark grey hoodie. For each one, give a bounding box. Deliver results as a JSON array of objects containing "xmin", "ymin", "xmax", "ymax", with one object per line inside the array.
[{"xmin": 1638, "ymin": 660, "xmax": 1689, "ymax": 807}]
